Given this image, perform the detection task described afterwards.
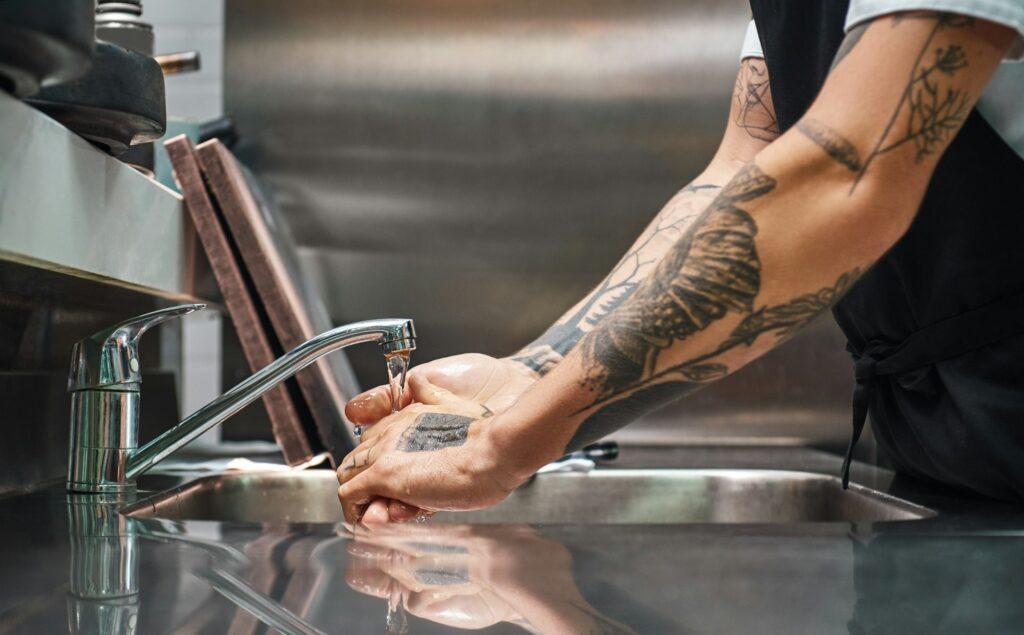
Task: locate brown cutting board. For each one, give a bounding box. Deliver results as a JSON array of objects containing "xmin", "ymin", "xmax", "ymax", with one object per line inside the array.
[
  {"xmin": 165, "ymin": 135, "xmax": 314, "ymax": 464},
  {"xmin": 195, "ymin": 139, "xmax": 354, "ymax": 465}
]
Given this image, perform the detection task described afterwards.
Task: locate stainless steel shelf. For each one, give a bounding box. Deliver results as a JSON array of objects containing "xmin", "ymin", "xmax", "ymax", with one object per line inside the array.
[{"xmin": 0, "ymin": 91, "xmax": 204, "ymax": 302}]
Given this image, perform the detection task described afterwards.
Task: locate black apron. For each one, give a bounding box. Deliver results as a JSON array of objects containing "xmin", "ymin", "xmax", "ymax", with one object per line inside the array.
[{"xmin": 750, "ymin": 1, "xmax": 1024, "ymax": 501}]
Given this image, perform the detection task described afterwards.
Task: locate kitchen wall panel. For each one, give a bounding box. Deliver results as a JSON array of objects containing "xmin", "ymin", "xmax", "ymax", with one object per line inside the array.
[{"xmin": 224, "ymin": 0, "xmax": 861, "ymax": 449}]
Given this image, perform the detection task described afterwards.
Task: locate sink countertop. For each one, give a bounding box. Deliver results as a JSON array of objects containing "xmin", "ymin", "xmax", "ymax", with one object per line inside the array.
[{"xmin": 1, "ymin": 447, "xmax": 1023, "ymax": 635}]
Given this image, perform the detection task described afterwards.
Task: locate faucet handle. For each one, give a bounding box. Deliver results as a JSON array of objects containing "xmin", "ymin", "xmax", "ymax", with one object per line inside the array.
[{"xmin": 68, "ymin": 304, "xmax": 205, "ymax": 392}]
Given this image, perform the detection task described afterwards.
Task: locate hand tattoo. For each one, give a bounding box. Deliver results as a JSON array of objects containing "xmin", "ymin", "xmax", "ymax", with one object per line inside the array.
[{"xmin": 397, "ymin": 413, "xmax": 474, "ymax": 452}]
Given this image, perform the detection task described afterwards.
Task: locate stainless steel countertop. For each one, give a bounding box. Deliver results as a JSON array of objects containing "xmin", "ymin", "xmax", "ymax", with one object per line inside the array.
[{"xmin": 2, "ymin": 447, "xmax": 1022, "ymax": 634}]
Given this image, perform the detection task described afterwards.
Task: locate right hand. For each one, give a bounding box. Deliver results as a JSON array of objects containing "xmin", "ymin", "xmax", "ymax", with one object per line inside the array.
[{"xmin": 343, "ymin": 354, "xmax": 539, "ymax": 523}]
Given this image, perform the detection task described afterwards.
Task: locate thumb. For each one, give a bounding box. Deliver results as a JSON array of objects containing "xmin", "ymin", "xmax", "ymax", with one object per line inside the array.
[
  {"xmin": 408, "ymin": 373, "xmax": 461, "ymax": 406},
  {"xmin": 345, "ymin": 387, "xmax": 394, "ymax": 425}
]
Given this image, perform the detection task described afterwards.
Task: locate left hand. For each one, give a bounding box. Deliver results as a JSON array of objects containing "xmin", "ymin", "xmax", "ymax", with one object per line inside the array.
[{"xmin": 337, "ymin": 374, "xmax": 519, "ymax": 523}]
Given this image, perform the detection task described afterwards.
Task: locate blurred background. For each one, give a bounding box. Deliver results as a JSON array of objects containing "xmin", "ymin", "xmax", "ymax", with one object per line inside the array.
[{"xmin": 219, "ymin": 0, "xmax": 859, "ymax": 452}]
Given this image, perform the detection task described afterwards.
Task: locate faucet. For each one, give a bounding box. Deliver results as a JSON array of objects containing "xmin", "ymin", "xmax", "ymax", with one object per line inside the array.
[{"xmin": 66, "ymin": 304, "xmax": 416, "ymax": 494}]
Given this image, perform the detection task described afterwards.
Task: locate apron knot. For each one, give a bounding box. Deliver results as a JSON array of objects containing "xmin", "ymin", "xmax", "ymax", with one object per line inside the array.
[{"xmin": 841, "ymin": 342, "xmax": 890, "ymax": 489}]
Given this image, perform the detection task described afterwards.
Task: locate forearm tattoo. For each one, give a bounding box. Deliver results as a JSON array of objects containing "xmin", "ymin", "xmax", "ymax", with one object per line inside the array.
[
  {"xmin": 577, "ymin": 163, "xmax": 771, "ymax": 403},
  {"xmin": 734, "ymin": 58, "xmax": 780, "ymax": 142},
  {"xmin": 568, "ymin": 161, "xmax": 862, "ymax": 447},
  {"xmin": 806, "ymin": 12, "xmax": 975, "ymax": 192},
  {"xmin": 397, "ymin": 413, "xmax": 474, "ymax": 452},
  {"xmin": 511, "ymin": 183, "xmax": 722, "ymax": 375}
]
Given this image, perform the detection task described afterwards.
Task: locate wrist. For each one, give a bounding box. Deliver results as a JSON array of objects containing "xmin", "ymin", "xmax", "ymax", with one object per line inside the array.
[{"xmin": 478, "ymin": 411, "xmax": 564, "ymax": 489}]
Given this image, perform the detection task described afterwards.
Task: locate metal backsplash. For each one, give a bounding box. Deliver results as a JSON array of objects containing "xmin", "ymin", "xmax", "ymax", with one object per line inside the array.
[{"xmin": 224, "ymin": 0, "xmax": 859, "ymax": 449}]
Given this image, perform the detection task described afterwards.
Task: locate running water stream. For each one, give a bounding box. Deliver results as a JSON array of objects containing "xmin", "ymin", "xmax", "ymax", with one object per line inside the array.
[
  {"xmin": 385, "ymin": 350, "xmax": 411, "ymax": 413},
  {"xmin": 384, "ymin": 350, "xmax": 411, "ymax": 633}
]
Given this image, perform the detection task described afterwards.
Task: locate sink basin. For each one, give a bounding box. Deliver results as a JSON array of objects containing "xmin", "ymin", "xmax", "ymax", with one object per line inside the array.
[{"xmin": 123, "ymin": 468, "xmax": 934, "ymax": 524}]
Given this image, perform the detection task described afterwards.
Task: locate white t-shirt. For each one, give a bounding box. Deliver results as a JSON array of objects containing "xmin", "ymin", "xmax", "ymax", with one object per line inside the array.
[{"xmin": 740, "ymin": 0, "xmax": 1024, "ymax": 159}]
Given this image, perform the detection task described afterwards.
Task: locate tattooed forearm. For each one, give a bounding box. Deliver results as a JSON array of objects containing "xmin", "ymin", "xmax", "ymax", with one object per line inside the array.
[
  {"xmin": 397, "ymin": 413, "xmax": 473, "ymax": 452},
  {"xmin": 635, "ymin": 267, "xmax": 861, "ymax": 388},
  {"xmin": 569, "ymin": 164, "xmax": 861, "ymax": 443},
  {"xmin": 509, "ymin": 183, "xmax": 722, "ymax": 373},
  {"xmin": 734, "ymin": 59, "xmax": 780, "ymax": 142},
  {"xmin": 572, "ymin": 266, "xmax": 862, "ymax": 433},
  {"xmin": 796, "ymin": 118, "xmax": 863, "ymax": 171},
  {"xmin": 567, "ymin": 380, "xmax": 699, "ymax": 451},
  {"xmin": 847, "ymin": 12, "xmax": 974, "ymax": 191},
  {"xmin": 576, "ymin": 163, "xmax": 772, "ymax": 402}
]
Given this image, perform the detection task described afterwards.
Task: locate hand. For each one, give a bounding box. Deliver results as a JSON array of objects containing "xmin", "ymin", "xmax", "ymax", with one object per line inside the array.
[
  {"xmin": 337, "ymin": 374, "xmax": 520, "ymax": 523},
  {"xmin": 344, "ymin": 354, "xmax": 539, "ymax": 522},
  {"xmin": 344, "ymin": 523, "xmax": 640, "ymax": 634},
  {"xmin": 345, "ymin": 353, "xmax": 539, "ymax": 426}
]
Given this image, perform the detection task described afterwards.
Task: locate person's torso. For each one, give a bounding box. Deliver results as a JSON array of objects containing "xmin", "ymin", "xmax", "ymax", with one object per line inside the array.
[{"xmin": 749, "ymin": 0, "xmax": 1024, "ymax": 500}]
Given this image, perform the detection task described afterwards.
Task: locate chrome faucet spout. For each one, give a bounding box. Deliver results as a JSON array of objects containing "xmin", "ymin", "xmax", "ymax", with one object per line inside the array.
[
  {"xmin": 66, "ymin": 308, "xmax": 415, "ymax": 493},
  {"xmin": 126, "ymin": 319, "xmax": 415, "ymax": 480}
]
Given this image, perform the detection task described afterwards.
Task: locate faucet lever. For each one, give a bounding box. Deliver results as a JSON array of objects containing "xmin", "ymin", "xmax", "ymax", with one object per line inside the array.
[{"xmin": 68, "ymin": 304, "xmax": 205, "ymax": 392}]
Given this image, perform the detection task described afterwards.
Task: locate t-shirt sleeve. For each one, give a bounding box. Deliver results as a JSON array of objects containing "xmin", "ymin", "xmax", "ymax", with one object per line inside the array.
[
  {"xmin": 740, "ymin": 20, "xmax": 765, "ymax": 61},
  {"xmin": 846, "ymin": 0, "xmax": 1024, "ymax": 60}
]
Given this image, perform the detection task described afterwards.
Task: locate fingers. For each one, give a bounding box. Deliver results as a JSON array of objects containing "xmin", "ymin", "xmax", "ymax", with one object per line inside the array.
[
  {"xmin": 389, "ymin": 500, "xmax": 433, "ymax": 522},
  {"xmin": 345, "ymin": 386, "xmax": 398, "ymax": 425},
  {"xmin": 362, "ymin": 498, "xmax": 391, "ymax": 524},
  {"xmin": 339, "ymin": 470, "xmax": 398, "ymax": 523},
  {"xmin": 337, "ymin": 437, "xmax": 381, "ymax": 483}
]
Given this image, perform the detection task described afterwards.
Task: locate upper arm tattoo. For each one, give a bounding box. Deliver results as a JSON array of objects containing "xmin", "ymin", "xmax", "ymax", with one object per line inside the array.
[
  {"xmin": 733, "ymin": 59, "xmax": 780, "ymax": 142},
  {"xmin": 795, "ymin": 118, "xmax": 863, "ymax": 172},
  {"xmin": 800, "ymin": 12, "xmax": 976, "ymax": 193}
]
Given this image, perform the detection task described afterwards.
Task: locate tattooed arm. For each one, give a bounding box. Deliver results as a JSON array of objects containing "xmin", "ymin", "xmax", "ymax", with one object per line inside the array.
[
  {"xmin": 346, "ymin": 57, "xmax": 783, "ymax": 428},
  {"xmin": 489, "ymin": 12, "xmax": 1015, "ymax": 468},
  {"xmin": 338, "ymin": 13, "xmax": 1014, "ymax": 516},
  {"xmin": 509, "ymin": 56, "xmax": 781, "ymax": 377}
]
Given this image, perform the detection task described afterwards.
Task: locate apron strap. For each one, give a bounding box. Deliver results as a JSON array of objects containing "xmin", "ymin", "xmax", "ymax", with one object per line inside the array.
[{"xmin": 841, "ymin": 293, "xmax": 1024, "ymax": 488}]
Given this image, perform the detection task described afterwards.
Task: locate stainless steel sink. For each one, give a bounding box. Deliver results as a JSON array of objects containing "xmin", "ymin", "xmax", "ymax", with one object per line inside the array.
[{"xmin": 123, "ymin": 468, "xmax": 934, "ymax": 524}]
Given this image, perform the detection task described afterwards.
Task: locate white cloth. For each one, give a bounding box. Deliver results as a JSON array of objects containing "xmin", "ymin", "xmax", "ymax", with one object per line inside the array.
[
  {"xmin": 738, "ymin": 2, "xmax": 1024, "ymax": 159},
  {"xmin": 740, "ymin": 20, "xmax": 764, "ymax": 61}
]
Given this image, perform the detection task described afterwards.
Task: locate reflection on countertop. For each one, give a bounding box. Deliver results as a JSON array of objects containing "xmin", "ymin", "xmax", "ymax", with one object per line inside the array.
[{"xmin": 1, "ymin": 447, "xmax": 1023, "ymax": 634}]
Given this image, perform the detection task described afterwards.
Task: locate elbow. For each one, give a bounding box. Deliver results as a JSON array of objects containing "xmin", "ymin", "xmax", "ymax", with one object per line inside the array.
[
  {"xmin": 838, "ymin": 171, "xmax": 920, "ymax": 256},
  {"xmin": 760, "ymin": 129, "xmax": 924, "ymax": 263}
]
